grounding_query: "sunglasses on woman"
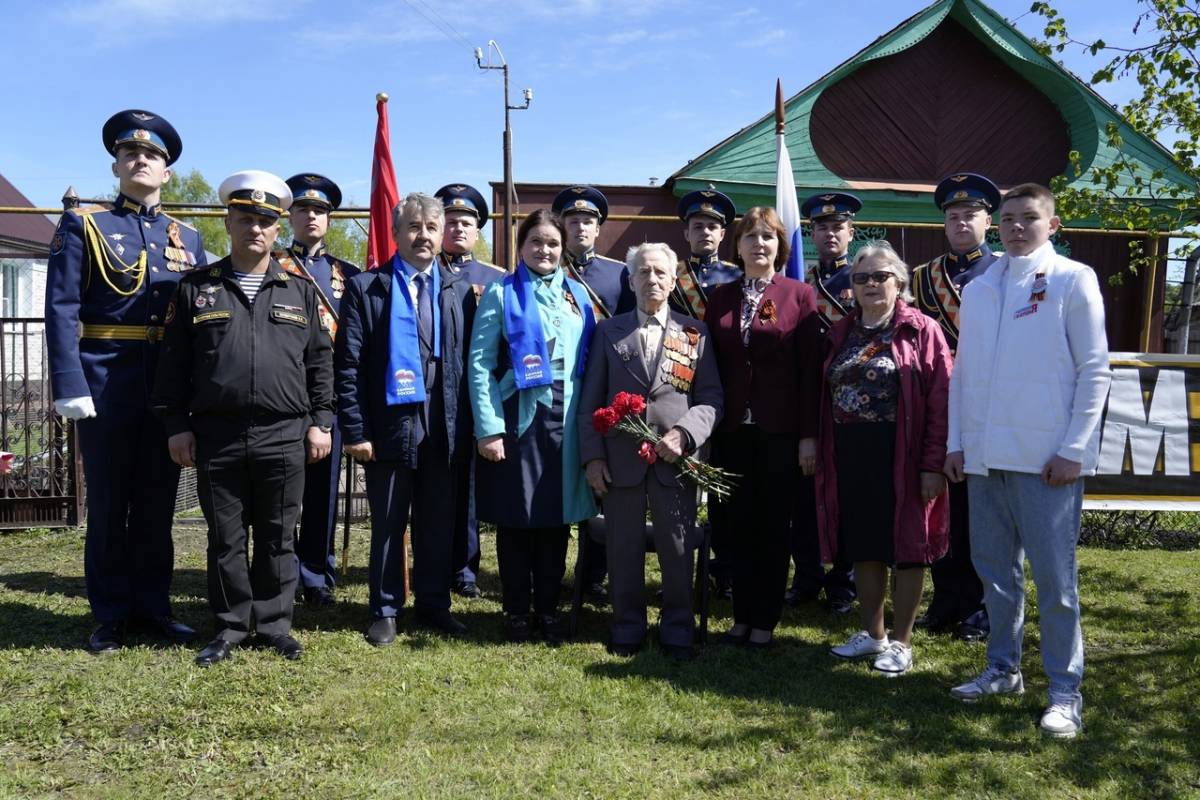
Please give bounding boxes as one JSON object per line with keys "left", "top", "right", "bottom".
{"left": 850, "top": 271, "right": 895, "bottom": 286}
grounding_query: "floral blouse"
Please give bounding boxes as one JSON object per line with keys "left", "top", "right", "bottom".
{"left": 827, "top": 320, "right": 898, "bottom": 424}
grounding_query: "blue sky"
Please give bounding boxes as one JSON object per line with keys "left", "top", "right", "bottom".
{"left": 1, "top": 0, "right": 1147, "bottom": 215}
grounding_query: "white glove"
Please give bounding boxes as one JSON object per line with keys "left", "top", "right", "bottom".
{"left": 54, "top": 396, "right": 97, "bottom": 420}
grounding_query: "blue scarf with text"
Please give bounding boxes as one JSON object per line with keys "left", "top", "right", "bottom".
{"left": 503, "top": 262, "right": 595, "bottom": 390}
{"left": 385, "top": 255, "right": 441, "bottom": 405}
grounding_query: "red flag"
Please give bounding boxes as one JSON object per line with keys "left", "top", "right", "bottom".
{"left": 366, "top": 92, "right": 399, "bottom": 270}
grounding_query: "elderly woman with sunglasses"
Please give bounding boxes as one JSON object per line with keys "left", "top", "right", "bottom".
{"left": 813, "top": 241, "right": 954, "bottom": 676}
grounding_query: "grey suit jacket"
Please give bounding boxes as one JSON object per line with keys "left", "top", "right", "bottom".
{"left": 578, "top": 309, "right": 723, "bottom": 488}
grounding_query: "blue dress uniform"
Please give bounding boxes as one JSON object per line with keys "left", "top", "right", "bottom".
{"left": 913, "top": 173, "right": 1002, "bottom": 641}
{"left": 790, "top": 192, "right": 862, "bottom": 611}
{"left": 552, "top": 186, "right": 634, "bottom": 595}
{"left": 436, "top": 183, "right": 507, "bottom": 594}
{"left": 275, "top": 173, "right": 360, "bottom": 605}
{"left": 44, "top": 109, "right": 206, "bottom": 650}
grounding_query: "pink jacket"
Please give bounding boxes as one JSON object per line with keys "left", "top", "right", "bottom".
{"left": 815, "top": 301, "right": 952, "bottom": 565}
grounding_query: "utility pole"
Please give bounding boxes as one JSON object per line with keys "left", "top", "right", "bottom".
{"left": 476, "top": 41, "right": 532, "bottom": 270}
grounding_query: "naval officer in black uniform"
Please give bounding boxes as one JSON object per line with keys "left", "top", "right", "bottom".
{"left": 551, "top": 185, "right": 634, "bottom": 601}
{"left": 912, "top": 173, "right": 1002, "bottom": 642}
{"left": 789, "top": 192, "right": 862, "bottom": 613}
{"left": 273, "top": 173, "right": 360, "bottom": 608}
{"left": 153, "top": 170, "right": 334, "bottom": 666}
{"left": 44, "top": 109, "right": 205, "bottom": 653}
{"left": 435, "top": 183, "right": 506, "bottom": 599}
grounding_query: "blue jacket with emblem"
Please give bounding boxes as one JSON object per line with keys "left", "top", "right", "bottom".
{"left": 44, "top": 196, "right": 207, "bottom": 406}
{"left": 335, "top": 261, "right": 476, "bottom": 466}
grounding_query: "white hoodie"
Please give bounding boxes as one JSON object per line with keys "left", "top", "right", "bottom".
{"left": 948, "top": 240, "right": 1111, "bottom": 476}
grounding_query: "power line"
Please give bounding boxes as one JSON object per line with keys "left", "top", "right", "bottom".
{"left": 400, "top": 0, "right": 473, "bottom": 51}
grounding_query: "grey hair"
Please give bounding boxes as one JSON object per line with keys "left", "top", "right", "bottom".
{"left": 391, "top": 192, "right": 444, "bottom": 229}
{"left": 852, "top": 240, "right": 913, "bottom": 304}
{"left": 625, "top": 242, "right": 679, "bottom": 276}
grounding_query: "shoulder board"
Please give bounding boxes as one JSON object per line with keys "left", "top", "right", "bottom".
{"left": 65, "top": 204, "right": 109, "bottom": 218}
{"left": 162, "top": 212, "right": 198, "bottom": 231}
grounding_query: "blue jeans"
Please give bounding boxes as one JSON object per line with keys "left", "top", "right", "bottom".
{"left": 967, "top": 470, "right": 1084, "bottom": 703}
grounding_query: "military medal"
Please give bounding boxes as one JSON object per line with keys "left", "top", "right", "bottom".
{"left": 1030, "top": 273, "right": 1047, "bottom": 303}
{"left": 331, "top": 262, "right": 345, "bottom": 299}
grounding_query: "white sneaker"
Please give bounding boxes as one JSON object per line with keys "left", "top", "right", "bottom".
{"left": 872, "top": 641, "right": 912, "bottom": 676}
{"left": 1040, "top": 698, "right": 1083, "bottom": 738}
{"left": 949, "top": 665, "right": 1025, "bottom": 702}
{"left": 830, "top": 630, "right": 889, "bottom": 659}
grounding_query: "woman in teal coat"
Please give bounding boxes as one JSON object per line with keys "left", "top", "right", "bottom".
{"left": 468, "top": 208, "right": 597, "bottom": 642}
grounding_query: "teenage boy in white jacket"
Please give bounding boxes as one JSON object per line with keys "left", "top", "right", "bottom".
{"left": 943, "top": 183, "right": 1110, "bottom": 739}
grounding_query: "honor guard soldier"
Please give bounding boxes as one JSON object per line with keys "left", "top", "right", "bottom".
{"left": 152, "top": 171, "right": 334, "bottom": 666}
{"left": 435, "top": 183, "right": 505, "bottom": 599}
{"left": 669, "top": 189, "right": 740, "bottom": 598}
{"left": 670, "top": 189, "right": 741, "bottom": 319}
{"left": 273, "top": 173, "right": 360, "bottom": 608}
{"left": 913, "top": 173, "right": 1001, "bottom": 642}
{"left": 789, "top": 191, "right": 862, "bottom": 613}
{"left": 45, "top": 109, "right": 205, "bottom": 654}
{"left": 552, "top": 185, "right": 634, "bottom": 601}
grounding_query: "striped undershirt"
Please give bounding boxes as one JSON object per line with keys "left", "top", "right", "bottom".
{"left": 234, "top": 271, "right": 267, "bottom": 304}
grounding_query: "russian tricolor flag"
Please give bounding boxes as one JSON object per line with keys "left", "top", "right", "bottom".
{"left": 774, "top": 79, "right": 804, "bottom": 281}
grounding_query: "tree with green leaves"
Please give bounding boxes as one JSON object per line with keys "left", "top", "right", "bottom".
{"left": 1031, "top": 1, "right": 1199, "bottom": 263}
{"left": 160, "top": 169, "right": 229, "bottom": 258}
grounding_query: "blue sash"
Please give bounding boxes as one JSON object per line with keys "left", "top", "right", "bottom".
{"left": 385, "top": 255, "right": 441, "bottom": 405}
{"left": 503, "top": 262, "right": 595, "bottom": 390}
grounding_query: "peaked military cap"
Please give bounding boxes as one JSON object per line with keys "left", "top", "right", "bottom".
{"left": 678, "top": 189, "right": 736, "bottom": 227}
{"left": 934, "top": 173, "right": 1001, "bottom": 213}
{"left": 286, "top": 173, "right": 342, "bottom": 210}
{"left": 801, "top": 192, "right": 862, "bottom": 222}
{"left": 552, "top": 185, "right": 608, "bottom": 224}
{"left": 219, "top": 170, "right": 292, "bottom": 221}
{"left": 102, "top": 109, "right": 183, "bottom": 165}
{"left": 435, "top": 183, "right": 489, "bottom": 224}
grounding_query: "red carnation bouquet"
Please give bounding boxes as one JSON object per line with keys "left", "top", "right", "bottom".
{"left": 592, "top": 391, "right": 738, "bottom": 499}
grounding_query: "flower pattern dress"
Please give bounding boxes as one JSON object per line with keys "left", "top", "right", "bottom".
{"left": 827, "top": 322, "right": 899, "bottom": 424}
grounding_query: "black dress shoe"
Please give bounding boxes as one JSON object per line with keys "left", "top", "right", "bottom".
{"left": 915, "top": 610, "right": 956, "bottom": 633}
{"left": 784, "top": 587, "right": 819, "bottom": 607}
{"left": 414, "top": 608, "right": 468, "bottom": 637}
{"left": 303, "top": 586, "right": 335, "bottom": 607}
{"left": 719, "top": 627, "right": 750, "bottom": 646}
{"left": 453, "top": 581, "right": 481, "bottom": 599}
{"left": 827, "top": 598, "right": 854, "bottom": 615}
{"left": 585, "top": 582, "right": 609, "bottom": 604}
{"left": 662, "top": 644, "right": 696, "bottom": 662}
{"left": 606, "top": 640, "right": 643, "bottom": 657}
{"left": 505, "top": 614, "right": 533, "bottom": 643}
{"left": 366, "top": 617, "right": 397, "bottom": 647}
{"left": 258, "top": 633, "right": 304, "bottom": 660}
{"left": 134, "top": 614, "right": 196, "bottom": 644}
{"left": 537, "top": 614, "right": 566, "bottom": 645}
{"left": 194, "top": 638, "right": 234, "bottom": 667}
{"left": 954, "top": 622, "right": 989, "bottom": 642}
{"left": 87, "top": 621, "right": 125, "bottom": 654}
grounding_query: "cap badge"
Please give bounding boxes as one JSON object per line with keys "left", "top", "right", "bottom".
{"left": 450, "top": 185, "right": 466, "bottom": 192}
{"left": 700, "top": 203, "right": 714, "bottom": 213}
{"left": 304, "top": 175, "right": 320, "bottom": 184}
{"left": 131, "top": 112, "right": 155, "bottom": 122}
{"left": 132, "top": 129, "right": 150, "bottom": 141}
{"left": 819, "top": 194, "right": 836, "bottom": 201}
{"left": 304, "top": 189, "right": 320, "bottom": 199}
{"left": 571, "top": 187, "right": 586, "bottom": 194}
{"left": 700, "top": 191, "right": 714, "bottom": 197}
{"left": 452, "top": 198, "right": 466, "bottom": 207}
{"left": 951, "top": 175, "right": 968, "bottom": 182}
{"left": 574, "top": 199, "right": 587, "bottom": 209}
{"left": 821, "top": 204, "right": 836, "bottom": 214}
{"left": 251, "top": 189, "right": 266, "bottom": 203}
{"left": 952, "top": 190, "right": 969, "bottom": 200}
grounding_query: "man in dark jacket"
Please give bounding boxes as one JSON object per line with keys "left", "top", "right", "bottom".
{"left": 335, "top": 193, "right": 476, "bottom": 647}
{"left": 152, "top": 170, "right": 334, "bottom": 666}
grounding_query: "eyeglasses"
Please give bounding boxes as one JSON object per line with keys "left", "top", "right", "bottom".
{"left": 850, "top": 271, "right": 896, "bottom": 286}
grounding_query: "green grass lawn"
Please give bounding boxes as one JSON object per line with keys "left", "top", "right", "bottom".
{"left": 0, "top": 524, "right": 1197, "bottom": 799}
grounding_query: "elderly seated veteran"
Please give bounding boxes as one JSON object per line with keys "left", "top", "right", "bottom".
{"left": 815, "top": 241, "right": 953, "bottom": 676}
{"left": 578, "top": 243, "right": 723, "bottom": 661}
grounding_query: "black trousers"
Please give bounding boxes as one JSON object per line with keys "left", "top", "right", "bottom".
{"left": 363, "top": 437, "right": 459, "bottom": 618}
{"left": 296, "top": 423, "right": 343, "bottom": 590}
{"left": 928, "top": 479, "right": 985, "bottom": 621}
{"left": 195, "top": 416, "right": 306, "bottom": 643}
{"left": 716, "top": 426, "right": 798, "bottom": 631}
{"left": 495, "top": 525, "right": 569, "bottom": 617}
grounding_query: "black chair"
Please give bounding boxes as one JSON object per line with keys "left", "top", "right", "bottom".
{"left": 568, "top": 515, "right": 710, "bottom": 644}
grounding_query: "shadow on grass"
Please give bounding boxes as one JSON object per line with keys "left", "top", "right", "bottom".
{"left": 578, "top": 561, "right": 1200, "bottom": 797}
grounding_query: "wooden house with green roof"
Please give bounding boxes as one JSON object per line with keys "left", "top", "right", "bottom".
{"left": 505, "top": 0, "right": 1187, "bottom": 350}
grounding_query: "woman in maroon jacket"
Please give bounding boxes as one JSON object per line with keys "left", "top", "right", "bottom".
{"left": 706, "top": 207, "right": 822, "bottom": 648}
{"left": 818, "top": 241, "right": 952, "bottom": 676}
